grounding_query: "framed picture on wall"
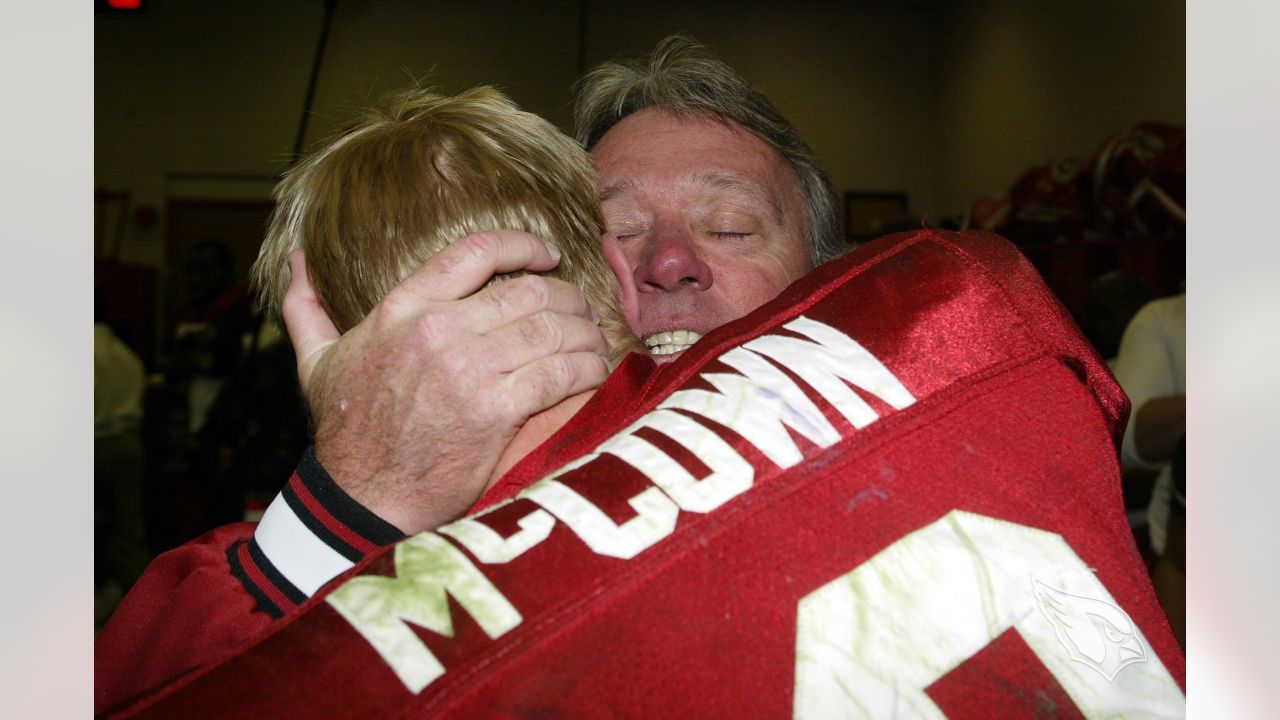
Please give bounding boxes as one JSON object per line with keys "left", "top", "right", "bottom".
{"left": 844, "top": 191, "right": 910, "bottom": 241}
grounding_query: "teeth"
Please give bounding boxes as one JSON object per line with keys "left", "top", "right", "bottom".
{"left": 644, "top": 329, "right": 703, "bottom": 356}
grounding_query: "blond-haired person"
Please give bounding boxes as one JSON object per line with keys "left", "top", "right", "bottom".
{"left": 256, "top": 85, "right": 642, "bottom": 534}
{"left": 96, "top": 85, "right": 644, "bottom": 711}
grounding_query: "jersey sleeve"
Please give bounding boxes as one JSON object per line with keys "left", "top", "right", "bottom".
{"left": 94, "top": 448, "right": 404, "bottom": 714}
{"left": 244, "top": 446, "right": 404, "bottom": 611}
{"left": 94, "top": 522, "right": 266, "bottom": 714}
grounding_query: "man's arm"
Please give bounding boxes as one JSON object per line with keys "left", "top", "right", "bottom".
{"left": 95, "top": 523, "right": 270, "bottom": 713}
{"left": 1111, "top": 300, "right": 1183, "bottom": 468}
{"left": 241, "top": 230, "right": 617, "bottom": 603}
{"left": 94, "top": 449, "right": 405, "bottom": 715}
{"left": 1133, "top": 394, "right": 1185, "bottom": 464}
{"left": 285, "top": 230, "right": 612, "bottom": 534}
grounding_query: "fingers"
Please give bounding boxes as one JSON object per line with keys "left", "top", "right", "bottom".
{"left": 502, "top": 351, "right": 612, "bottom": 419}
{"left": 478, "top": 311, "right": 609, "bottom": 373}
{"left": 281, "top": 250, "right": 341, "bottom": 387}
{"left": 465, "top": 275, "right": 597, "bottom": 334}
{"left": 392, "top": 230, "right": 562, "bottom": 303}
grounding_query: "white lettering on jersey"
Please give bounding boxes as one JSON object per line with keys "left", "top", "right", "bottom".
{"left": 438, "top": 499, "right": 556, "bottom": 564}
{"left": 520, "top": 315, "right": 911, "bottom": 550}
{"left": 793, "top": 511, "right": 1184, "bottom": 719}
{"left": 518, "top": 467, "right": 679, "bottom": 560}
{"left": 332, "top": 315, "right": 918, "bottom": 694}
{"left": 659, "top": 347, "right": 841, "bottom": 470}
{"left": 597, "top": 409, "right": 754, "bottom": 513}
{"left": 326, "top": 532, "right": 521, "bottom": 693}
{"left": 746, "top": 316, "right": 916, "bottom": 429}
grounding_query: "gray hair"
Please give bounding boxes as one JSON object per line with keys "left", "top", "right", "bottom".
{"left": 574, "top": 35, "right": 843, "bottom": 266}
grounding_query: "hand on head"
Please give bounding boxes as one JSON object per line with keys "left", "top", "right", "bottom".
{"left": 282, "top": 231, "right": 610, "bottom": 534}
{"left": 273, "top": 36, "right": 838, "bottom": 531}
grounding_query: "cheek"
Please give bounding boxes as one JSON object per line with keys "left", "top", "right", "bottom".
{"left": 721, "top": 257, "right": 803, "bottom": 313}
{"left": 754, "top": 247, "right": 808, "bottom": 293}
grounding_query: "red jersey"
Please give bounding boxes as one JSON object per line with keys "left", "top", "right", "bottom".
{"left": 102, "top": 230, "right": 1185, "bottom": 718}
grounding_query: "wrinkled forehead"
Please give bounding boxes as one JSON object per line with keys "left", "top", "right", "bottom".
{"left": 599, "top": 170, "right": 786, "bottom": 222}
{"left": 591, "top": 109, "right": 803, "bottom": 216}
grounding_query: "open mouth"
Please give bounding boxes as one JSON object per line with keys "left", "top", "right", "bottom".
{"left": 644, "top": 329, "right": 704, "bottom": 356}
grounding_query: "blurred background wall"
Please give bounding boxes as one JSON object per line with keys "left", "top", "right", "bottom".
{"left": 96, "top": 0, "right": 1184, "bottom": 299}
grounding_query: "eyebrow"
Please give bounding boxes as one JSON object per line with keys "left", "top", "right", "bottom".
{"left": 693, "top": 171, "right": 785, "bottom": 222}
{"left": 598, "top": 179, "right": 640, "bottom": 204}
{"left": 599, "top": 172, "right": 785, "bottom": 223}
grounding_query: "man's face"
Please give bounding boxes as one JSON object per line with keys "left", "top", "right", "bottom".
{"left": 593, "top": 109, "right": 812, "bottom": 363}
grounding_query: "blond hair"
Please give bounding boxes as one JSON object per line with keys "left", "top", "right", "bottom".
{"left": 253, "top": 85, "right": 637, "bottom": 359}
{"left": 575, "top": 35, "right": 842, "bottom": 265}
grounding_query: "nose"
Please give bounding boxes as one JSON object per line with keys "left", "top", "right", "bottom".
{"left": 633, "top": 227, "right": 713, "bottom": 293}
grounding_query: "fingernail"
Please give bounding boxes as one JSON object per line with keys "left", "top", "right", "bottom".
{"left": 591, "top": 306, "right": 600, "bottom": 325}
{"left": 546, "top": 242, "right": 561, "bottom": 262}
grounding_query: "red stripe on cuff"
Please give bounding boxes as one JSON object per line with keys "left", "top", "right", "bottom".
{"left": 287, "top": 473, "right": 382, "bottom": 554}
{"left": 235, "top": 541, "right": 297, "bottom": 614}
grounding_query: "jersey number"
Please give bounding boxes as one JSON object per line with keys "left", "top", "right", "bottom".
{"left": 792, "top": 511, "right": 1183, "bottom": 719}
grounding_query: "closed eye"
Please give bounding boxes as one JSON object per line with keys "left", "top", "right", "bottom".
{"left": 710, "top": 232, "right": 751, "bottom": 240}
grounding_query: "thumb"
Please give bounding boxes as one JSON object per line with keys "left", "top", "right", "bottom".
{"left": 281, "top": 249, "right": 340, "bottom": 389}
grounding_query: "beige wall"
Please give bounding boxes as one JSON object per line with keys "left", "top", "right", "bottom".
{"left": 935, "top": 0, "right": 1185, "bottom": 215}
{"left": 302, "top": 0, "right": 583, "bottom": 136}
{"left": 96, "top": 0, "right": 1184, "bottom": 274}
{"left": 584, "top": 0, "right": 940, "bottom": 227}
{"left": 95, "top": 0, "right": 583, "bottom": 274}
{"left": 97, "top": 1, "right": 323, "bottom": 269}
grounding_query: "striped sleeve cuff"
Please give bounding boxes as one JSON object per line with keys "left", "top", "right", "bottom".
{"left": 229, "top": 447, "right": 405, "bottom": 617}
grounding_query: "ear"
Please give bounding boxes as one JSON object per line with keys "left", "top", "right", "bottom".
{"left": 601, "top": 233, "right": 640, "bottom": 333}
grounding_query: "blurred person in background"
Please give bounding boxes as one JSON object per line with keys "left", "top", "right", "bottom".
{"left": 95, "top": 284, "right": 150, "bottom": 629}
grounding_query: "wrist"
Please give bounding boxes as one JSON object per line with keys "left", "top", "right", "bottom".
{"left": 312, "top": 442, "right": 461, "bottom": 535}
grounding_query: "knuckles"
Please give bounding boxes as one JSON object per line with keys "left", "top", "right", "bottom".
{"left": 408, "top": 311, "right": 457, "bottom": 355}
{"left": 526, "top": 354, "right": 579, "bottom": 408}
{"left": 367, "top": 288, "right": 418, "bottom": 328}
{"left": 493, "top": 274, "right": 553, "bottom": 316}
{"left": 457, "top": 231, "right": 505, "bottom": 267}
{"left": 515, "top": 310, "right": 563, "bottom": 351}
